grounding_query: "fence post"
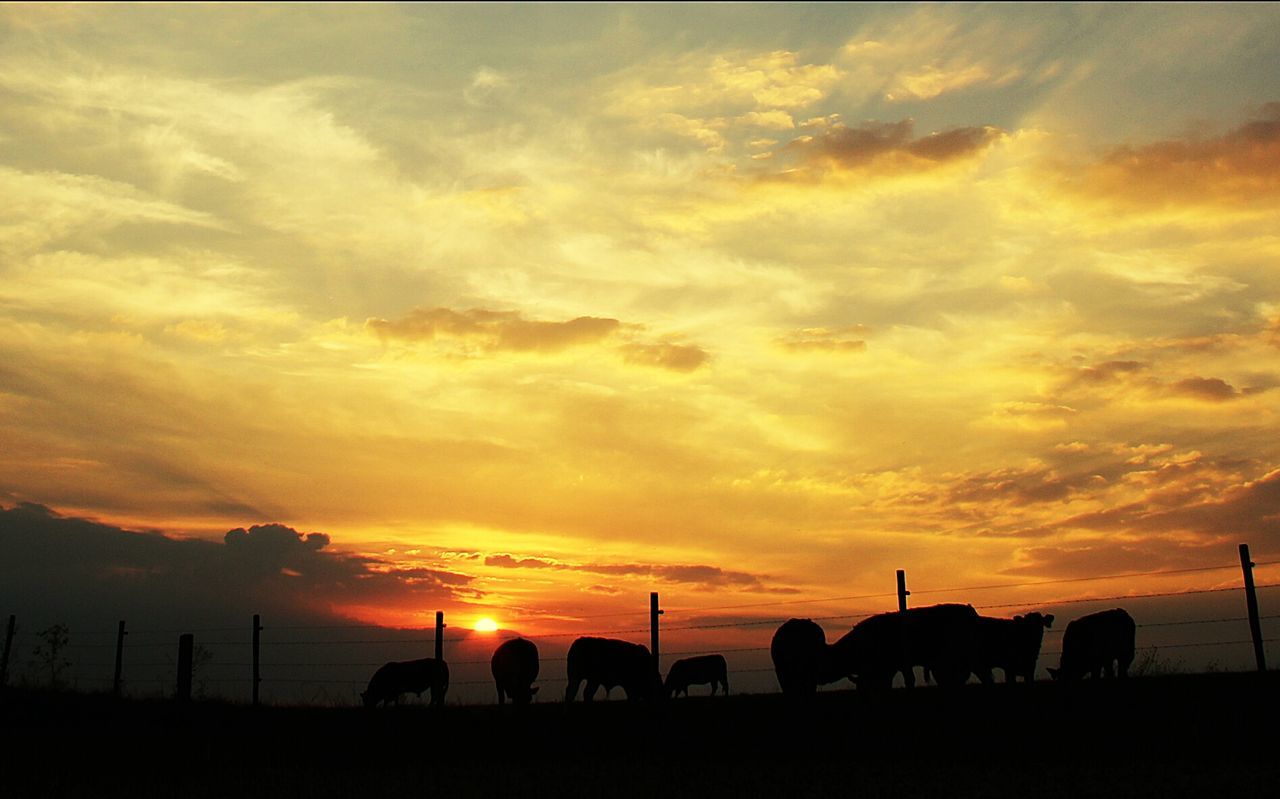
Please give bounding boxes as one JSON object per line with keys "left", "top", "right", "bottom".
{"left": 252, "top": 614, "right": 262, "bottom": 707}
{"left": 112, "top": 620, "right": 126, "bottom": 697}
{"left": 1, "top": 614, "right": 14, "bottom": 688}
{"left": 176, "top": 633, "right": 193, "bottom": 702}
{"left": 1239, "top": 544, "right": 1267, "bottom": 672}
{"left": 435, "top": 611, "right": 445, "bottom": 662}
{"left": 897, "top": 569, "right": 909, "bottom": 612}
{"left": 650, "top": 592, "right": 663, "bottom": 679}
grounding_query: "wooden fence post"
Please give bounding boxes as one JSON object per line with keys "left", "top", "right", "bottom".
{"left": 176, "top": 633, "right": 193, "bottom": 702}
{"left": 112, "top": 620, "right": 126, "bottom": 697}
{"left": 650, "top": 591, "right": 663, "bottom": 679}
{"left": 1, "top": 614, "right": 14, "bottom": 688}
{"left": 252, "top": 614, "right": 262, "bottom": 707}
{"left": 1239, "top": 544, "right": 1267, "bottom": 672}
{"left": 897, "top": 570, "right": 909, "bottom": 612}
{"left": 435, "top": 611, "right": 445, "bottom": 662}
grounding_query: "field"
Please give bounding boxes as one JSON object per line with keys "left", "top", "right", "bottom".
{"left": 3, "top": 672, "right": 1278, "bottom": 798}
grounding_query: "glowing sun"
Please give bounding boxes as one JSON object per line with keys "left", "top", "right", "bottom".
{"left": 474, "top": 617, "right": 499, "bottom": 633}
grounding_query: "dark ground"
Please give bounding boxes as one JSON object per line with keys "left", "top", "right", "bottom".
{"left": 3, "top": 672, "right": 1277, "bottom": 798}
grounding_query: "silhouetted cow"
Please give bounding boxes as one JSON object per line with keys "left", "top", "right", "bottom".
{"left": 1049, "top": 608, "right": 1136, "bottom": 681}
{"left": 770, "top": 618, "right": 843, "bottom": 697}
{"left": 491, "top": 637, "right": 540, "bottom": 705}
{"left": 361, "top": 657, "right": 449, "bottom": 707}
{"left": 664, "top": 654, "right": 729, "bottom": 698}
{"left": 975, "top": 612, "right": 1054, "bottom": 683}
{"left": 833, "top": 604, "right": 981, "bottom": 689}
{"left": 564, "top": 637, "right": 657, "bottom": 702}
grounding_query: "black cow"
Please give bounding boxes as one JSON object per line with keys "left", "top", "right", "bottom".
{"left": 1049, "top": 608, "right": 1136, "bottom": 681}
{"left": 361, "top": 658, "right": 449, "bottom": 707}
{"left": 833, "top": 603, "right": 981, "bottom": 689}
{"left": 564, "top": 637, "right": 657, "bottom": 702}
{"left": 974, "top": 612, "right": 1054, "bottom": 683}
{"left": 664, "top": 654, "right": 729, "bottom": 698}
{"left": 491, "top": 637, "right": 540, "bottom": 705}
{"left": 771, "top": 618, "right": 843, "bottom": 697}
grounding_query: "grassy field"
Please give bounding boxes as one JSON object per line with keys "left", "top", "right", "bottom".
{"left": 3, "top": 672, "right": 1277, "bottom": 798}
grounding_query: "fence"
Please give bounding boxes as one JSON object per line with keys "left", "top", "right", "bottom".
{"left": 3, "top": 544, "right": 1278, "bottom": 705}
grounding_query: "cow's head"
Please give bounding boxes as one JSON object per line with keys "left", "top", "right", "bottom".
{"left": 360, "top": 690, "right": 375, "bottom": 707}
{"left": 512, "top": 685, "right": 540, "bottom": 705}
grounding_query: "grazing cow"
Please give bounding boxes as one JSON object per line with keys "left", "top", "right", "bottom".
{"left": 771, "top": 618, "right": 843, "bottom": 697}
{"left": 491, "top": 637, "right": 540, "bottom": 705}
{"left": 833, "top": 604, "right": 981, "bottom": 690}
{"left": 564, "top": 637, "right": 657, "bottom": 702}
{"left": 974, "top": 612, "right": 1054, "bottom": 683}
{"left": 361, "top": 658, "right": 449, "bottom": 707}
{"left": 1049, "top": 608, "right": 1136, "bottom": 681}
{"left": 664, "top": 654, "right": 729, "bottom": 698}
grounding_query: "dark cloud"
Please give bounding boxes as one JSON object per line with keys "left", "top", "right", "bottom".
{"left": 366, "top": 308, "right": 621, "bottom": 353}
{"left": 0, "top": 503, "right": 475, "bottom": 630}
{"left": 1169, "top": 376, "right": 1239, "bottom": 402}
{"left": 484, "top": 552, "right": 796, "bottom": 593}
{"left": 946, "top": 466, "right": 1085, "bottom": 507}
{"left": 1004, "top": 464, "right": 1280, "bottom": 553}
{"left": 619, "top": 342, "right": 710, "bottom": 372}
{"left": 774, "top": 119, "right": 1002, "bottom": 176}
{"left": 484, "top": 554, "right": 558, "bottom": 569}
{"left": 366, "top": 307, "right": 711, "bottom": 371}
{"left": 1066, "top": 103, "right": 1280, "bottom": 206}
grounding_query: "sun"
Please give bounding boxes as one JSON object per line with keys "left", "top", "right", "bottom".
{"left": 474, "top": 617, "right": 499, "bottom": 633}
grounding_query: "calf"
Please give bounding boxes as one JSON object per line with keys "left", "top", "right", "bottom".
{"left": 664, "top": 654, "right": 729, "bottom": 698}
{"left": 1049, "top": 608, "right": 1136, "bottom": 681}
{"left": 975, "top": 612, "right": 1054, "bottom": 683}
{"left": 491, "top": 637, "right": 540, "bottom": 705}
{"left": 361, "top": 657, "right": 449, "bottom": 707}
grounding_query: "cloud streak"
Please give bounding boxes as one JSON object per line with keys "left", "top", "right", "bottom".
{"left": 484, "top": 552, "right": 797, "bottom": 594}
{"left": 366, "top": 307, "right": 709, "bottom": 372}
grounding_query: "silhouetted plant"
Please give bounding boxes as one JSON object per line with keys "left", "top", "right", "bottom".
{"left": 1129, "top": 647, "right": 1186, "bottom": 677}
{"left": 192, "top": 643, "right": 214, "bottom": 698}
{"left": 31, "top": 623, "right": 71, "bottom": 689}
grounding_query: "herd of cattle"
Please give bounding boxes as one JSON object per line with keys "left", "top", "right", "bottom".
{"left": 359, "top": 605, "right": 1138, "bottom": 707}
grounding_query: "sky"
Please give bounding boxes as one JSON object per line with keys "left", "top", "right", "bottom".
{"left": 3, "top": 3, "right": 1280, "bottom": 696}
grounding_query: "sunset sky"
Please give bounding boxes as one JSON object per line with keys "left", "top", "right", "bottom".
{"left": 4, "top": 2, "right": 1280, "bottom": 667}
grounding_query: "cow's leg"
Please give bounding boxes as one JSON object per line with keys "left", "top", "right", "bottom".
{"left": 584, "top": 680, "right": 599, "bottom": 702}
{"left": 902, "top": 666, "right": 916, "bottom": 689}
{"left": 564, "top": 678, "right": 581, "bottom": 703}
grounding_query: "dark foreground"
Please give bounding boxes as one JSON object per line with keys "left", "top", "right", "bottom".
{"left": 3, "top": 672, "right": 1277, "bottom": 798}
